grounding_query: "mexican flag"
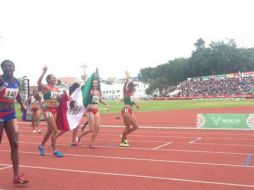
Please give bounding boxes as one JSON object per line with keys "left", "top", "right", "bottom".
{"left": 56, "top": 73, "right": 96, "bottom": 131}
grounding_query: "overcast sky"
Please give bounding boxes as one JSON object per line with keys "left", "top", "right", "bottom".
{"left": 0, "top": 0, "right": 254, "bottom": 85}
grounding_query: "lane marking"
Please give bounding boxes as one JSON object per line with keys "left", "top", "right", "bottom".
{"left": 244, "top": 154, "right": 252, "bottom": 166}
{"left": 0, "top": 163, "right": 251, "bottom": 188}
{"left": 153, "top": 142, "right": 172, "bottom": 150}
{"left": 1, "top": 140, "right": 253, "bottom": 156}
{"left": 0, "top": 149, "right": 253, "bottom": 169}
{"left": 17, "top": 123, "right": 254, "bottom": 136}
{"left": 0, "top": 164, "right": 11, "bottom": 167}
{"left": 189, "top": 137, "right": 202, "bottom": 144}
{"left": 18, "top": 128, "right": 254, "bottom": 142}
{"left": 18, "top": 134, "right": 166, "bottom": 143}
{"left": 100, "top": 125, "right": 254, "bottom": 131}
{"left": 0, "top": 166, "right": 12, "bottom": 170}
{"left": 13, "top": 128, "right": 254, "bottom": 147}
{"left": 13, "top": 136, "right": 254, "bottom": 148}
{"left": 100, "top": 133, "right": 254, "bottom": 142}
{"left": 0, "top": 164, "right": 12, "bottom": 170}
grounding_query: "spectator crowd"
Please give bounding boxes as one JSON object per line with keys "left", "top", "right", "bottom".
{"left": 163, "top": 76, "right": 254, "bottom": 97}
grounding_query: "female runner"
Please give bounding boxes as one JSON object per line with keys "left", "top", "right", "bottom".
{"left": 78, "top": 78, "right": 109, "bottom": 148}
{"left": 37, "top": 66, "right": 63, "bottom": 157}
{"left": 120, "top": 71, "right": 140, "bottom": 147}
{"left": 0, "top": 60, "right": 29, "bottom": 184}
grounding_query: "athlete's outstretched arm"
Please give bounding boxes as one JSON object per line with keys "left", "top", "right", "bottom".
{"left": 37, "top": 66, "right": 48, "bottom": 90}
{"left": 123, "top": 71, "right": 130, "bottom": 93}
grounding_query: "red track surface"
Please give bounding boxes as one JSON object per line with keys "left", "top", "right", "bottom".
{"left": 101, "top": 106, "right": 254, "bottom": 126}
{"left": 1, "top": 119, "right": 254, "bottom": 190}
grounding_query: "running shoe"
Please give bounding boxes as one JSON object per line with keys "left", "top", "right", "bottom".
{"left": 76, "top": 137, "right": 81, "bottom": 145}
{"left": 38, "top": 145, "right": 45, "bottom": 156}
{"left": 53, "top": 150, "right": 64, "bottom": 157}
{"left": 13, "top": 174, "right": 29, "bottom": 184}
{"left": 120, "top": 135, "right": 128, "bottom": 144}
{"left": 37, "top": 129, "right": 42, "bottom": 133}
{"left": 120, "top": 142, "right": 130, "bottom": 147}
{"left": 88, "top": 144, "right": 97, "bottom": 149}
{"left": 32, "top": 130, "right": 36, "bottom": 134}
{"left": 70, "top": 143, "right": 78, "bottom": 147}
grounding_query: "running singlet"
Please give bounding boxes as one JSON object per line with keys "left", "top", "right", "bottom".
{"left": 42, "top": 86, "right": 59, "bottom": 108}
{"left": 123, "top": 91, "right": 135, "bottom": 106}
{"left": 124, "top": 93, "right": 135, "bottom": 106}
{"left": 0, "top": 77, "right": 19, "bottom": 103}
{"left": 43, "top": 90, "right": 59, "bottom": 100}
{"left": 88, "top": 90, "right": 100, "bottom": 105}
{"left": 30, "top": 96, "right": 40, "bottom": 109}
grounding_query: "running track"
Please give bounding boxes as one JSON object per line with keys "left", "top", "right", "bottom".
{"left": 1, "top": 122, "right": 254, "bottom": 190}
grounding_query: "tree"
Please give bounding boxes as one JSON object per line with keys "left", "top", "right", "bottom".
{"left": 139, "top": 38, "right": 254, "bottom": 95}
{"left": 194, "top": 38, "right": 205, "bottom": 52}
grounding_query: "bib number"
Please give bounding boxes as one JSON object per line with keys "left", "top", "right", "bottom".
{"left": 4, "top": 88, "right": 18, "bottom": 100}
{"left": 51, "top": 92, "right": 59, "bottom": 99}
{"left": 92, "top": 96, "right": 99, "bottom": 103}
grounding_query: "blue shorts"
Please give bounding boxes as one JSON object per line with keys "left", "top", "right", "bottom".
{"left": 0, "top": 110, "right": 16, "bottom": 123}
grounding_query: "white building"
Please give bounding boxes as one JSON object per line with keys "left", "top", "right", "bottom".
{"left": 101, "top": 81, "right": 149, "bottom": 100}
{"left": 101, "top": 83, "right": 122, "bottom": 100}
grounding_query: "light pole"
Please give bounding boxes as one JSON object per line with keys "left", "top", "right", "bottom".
{"left": 21, "top": 76, "right": 30, "bottom": 98}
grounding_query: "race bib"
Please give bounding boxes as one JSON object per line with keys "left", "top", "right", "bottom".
{"left": 130, "top": 96, "right": 134, "bottom": 102}
{"left": 4, "top": 88, "right": 19, "bottom": 100}
{"left": 51, "top": 91, "right": 59, "bottom": 99}
{"left": 92, "top": 96, "right": 99, "bottom": 103}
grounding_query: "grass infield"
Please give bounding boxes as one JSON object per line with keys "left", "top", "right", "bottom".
{"left": 16, "top": 99, "right": 254, "bottom": 117}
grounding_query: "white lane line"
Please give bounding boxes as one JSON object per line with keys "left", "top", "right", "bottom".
{"left": 0, "top": 164, "right": 12, "bottom": 170}
{"left": 0, "top": 166, "right": 12, "bottom": 170}
{"left": 0, "top": 164, "right": 11, "bottom": 166}
{"left": 18, "top": 128, "right": 254, "bottom": 142}
{"left": 0, "top": 149, "right": 253, "bottom": 169}
{"left": 12, "top": 135, "right": 254, "bottom": 148}
{"left": 18, "top": 134, "right": 166, "bottom": 143}
{"left": 0, "top": 164, "right": 251, "bottom": 188}
{"left": 189, "top": 137, "right": 202, "bottom": 144}
{"left": 100, "top": 133, "right": 254, "bottom": 142}
{"left": 100, "top": 125, "right": 254, "bottom": 131}
{"left": 18, "top": 123, "right": 254, "bottom": 134}
{"left": 153, "top": 142, "right": 172, "bottom": 150}
{"left": 1, "top": 140, "right": 253, "bottom": 156}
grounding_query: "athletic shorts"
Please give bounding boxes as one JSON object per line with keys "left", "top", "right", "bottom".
{"left": 121, "top": 107, "right": 133, "bottom": 116}
{"left": 0, "top": 109, "right": 16, "bottom": 123}
{"left": 43, "top": 107, "right": 57, "bottom": 115}
{"left": 87, "top": 108, "right": 99, "bottom": 116}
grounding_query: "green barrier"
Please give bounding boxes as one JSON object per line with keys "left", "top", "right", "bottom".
{"left": 197, "top": 114, "right": 254, "bottom": 129}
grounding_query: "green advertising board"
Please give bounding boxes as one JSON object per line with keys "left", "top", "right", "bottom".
{"left": 197, "top": 114, "right": 254, "bottom": 129}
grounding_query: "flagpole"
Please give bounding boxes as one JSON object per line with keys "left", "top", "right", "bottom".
{"left": 81, "top": 64, "right": 88, "bottom": 83}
